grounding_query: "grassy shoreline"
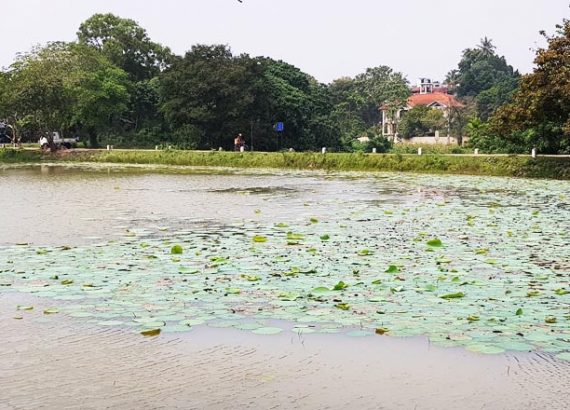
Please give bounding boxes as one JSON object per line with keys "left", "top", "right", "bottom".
{"left": 1, "top": 148, "right": 570, "bottom": 179}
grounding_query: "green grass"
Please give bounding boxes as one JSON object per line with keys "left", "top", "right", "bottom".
{"left": 0, "top": 149, "right": 43, "bottom": 163}
{"left": 389, "top": 143, "right": 471, "bottom": 155}
{"left": 1, "top": 147, "right": 570, "bottom": 179}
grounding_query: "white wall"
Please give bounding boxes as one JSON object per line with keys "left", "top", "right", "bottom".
{"left": 395, "top": 136, "right": 469, "bottom": 145}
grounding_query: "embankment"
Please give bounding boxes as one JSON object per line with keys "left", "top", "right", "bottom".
{"left": 1, "top": 148, "right": 569, "bottom": 179}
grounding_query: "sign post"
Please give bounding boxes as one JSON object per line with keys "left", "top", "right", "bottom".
{"left": 274, "top": 122, "right": 284, "bottom": 151}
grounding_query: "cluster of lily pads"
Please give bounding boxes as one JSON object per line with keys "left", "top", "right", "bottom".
{"left": 0, "top": 172, "right": 569, "bottom": 360}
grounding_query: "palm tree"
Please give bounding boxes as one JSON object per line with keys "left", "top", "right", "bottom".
{"left": 477, "top": 37, "right": 496, "bottom": 57}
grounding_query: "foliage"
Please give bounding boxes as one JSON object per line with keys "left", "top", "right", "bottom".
{"left": 389, "top": 144, "right": 470, "bottom": 155}
{"left": 490, "top": 19, "right": 570, "bottom": 154}
{"left": 5, "top": 42, "right": 130, "bottom": 146}
{"left": 398, "top": 106, "right": 445, "bottom": 138}
{"left": 447, "top": 103, "right": 474, "bottom": 145}
{"left": 159, "top": 44, "right": 252, "bottom": 149}
{"left": 78, "top": 14, "right": 173, "bottom": 141}
{"left": 1, "top": 13, "right": 568, "bottom": 154}
{"left": 451, "top": 38, "right": 519, "bottom": 98}
{"left": 0, "top": 72, "right": 8, "bottom": 118}
{"left": 329, "top": 67, "right": 409, "bottom": 148}
{"left": 160, "top": 48, "right": 340, "bottom": 151}
{"left": 7, "top": 43, "right": 75, "bottom": 134}
{"left": 350, "top": 126, "right": 392, "bottom": 153}
{"left": 448, "top": 38, "right": 519, "bottom": 121}
{"left": 77, "top": 13, "right": 172, "bottom": 81}
{"left": 466, "top": 118, "right": 525, "bottom": 153}
{"left": 475, "top": 77, "right": 519, "bottom": 121}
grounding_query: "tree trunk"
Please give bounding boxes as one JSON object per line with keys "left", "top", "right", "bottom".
{"left": 88, "top": 129, "right": 99, "bottom": 148}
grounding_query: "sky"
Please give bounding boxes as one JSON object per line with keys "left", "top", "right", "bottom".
{"left": 0, "top": 0, "right": 568, "bottom": 84}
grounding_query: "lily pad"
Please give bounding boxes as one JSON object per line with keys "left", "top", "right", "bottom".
{"left": 140, "top": 328, "right": 161, "bottom": 337}
{"left": 171, "top": 245, "right": 184, "bottom": 255}
{"left": 439, "top": 292, "right": 465, "bottom": 300}
{"left": 427, "top": 239, "right": 443, "bottom": 247}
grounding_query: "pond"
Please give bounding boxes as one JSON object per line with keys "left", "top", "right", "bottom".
{"left": 1, "top": 164, "right": 569, "bottom": 359}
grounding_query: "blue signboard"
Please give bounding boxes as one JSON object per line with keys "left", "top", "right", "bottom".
{"left": 275, "top": 122, "right": 284, "bottom": 132}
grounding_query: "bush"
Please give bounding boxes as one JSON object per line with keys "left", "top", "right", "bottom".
{"left": 349, "top": 126, "right": 392, "bottom": 153}
{"left": 389, "top": 144, "right": 470, "bottom": 155}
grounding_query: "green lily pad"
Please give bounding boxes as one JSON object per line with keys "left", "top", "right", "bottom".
{"left": 171, "top": 245, "right": 183, "bottom": 254}
{"left": 385, "top": 265, "right": 399, "bottom": 274}
{"left": 439, "top": 292, "right": 465, "bottom": 299}
{"left": 427, "top": 239, "right": 443, "bottom": 247}
{"left": 140, "top": 328, "right": 161, "bottom": 337}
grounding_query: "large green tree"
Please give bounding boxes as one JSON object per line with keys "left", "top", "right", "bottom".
{"left": 78, "top": 13, "right": 172, "bottom": 81}
{"left": 78, "top": 14, "right": 172, "bottom": 142}
{"left": 0, "top": 72, "right": 10, "bottom": 125}
{"left": 249, "top": 57, "right": 337, "bottom": 151}
{"left": 159, "top": 46, "right": 339, "bottom": 151}
{"left": 451, "top": 37, "right": 519, "bottom": 98}
{"left": 475, "top": 76, "right": 519, "bottom": 121}
{"left": 7, "top": 42, "right": 74, "bottom": 136}
{"left": 329, "top": 66, "right": 409, "bottom": 148}
{"left": 6, "top": 42, "right": 130, "bottom": 146}
{"left": 490, "top": 19, "right": 570, "bottom": 153}
{"left": 448, "top": 38, "right": 519, "bottom": 121}
{"left": 159, "top": 45, "right": 253, "bottom": 149}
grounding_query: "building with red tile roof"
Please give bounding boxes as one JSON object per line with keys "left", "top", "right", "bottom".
{"left": 407, "top": 92, "right": 463, "bottom": 109}
{"left": 380, "top": 78, "right": 464, "bottom": 143}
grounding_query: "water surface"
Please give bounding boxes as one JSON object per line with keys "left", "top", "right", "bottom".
{"left": 1, "top": 164, "right": 569, "bottom": 409}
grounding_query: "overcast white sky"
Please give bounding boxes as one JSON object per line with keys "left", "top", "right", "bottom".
{"left": 0, "top": 0, "right": 567, "bottom": 84}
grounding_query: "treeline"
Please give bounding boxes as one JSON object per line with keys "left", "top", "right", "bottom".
{"left": 0, "top": 13, "right": 569, "bottom": 153}
{"left": 0, "top": 14, "right": 408, "bottom": 152}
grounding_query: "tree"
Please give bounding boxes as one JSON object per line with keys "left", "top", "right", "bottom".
{"left": 78, "top": 13, "right": 172, "bottom": 81}
{"left": 0, "top": 72, "right": 8, "bottom": 117}
{"left": 159, "top": 45, "right": 253, "bottom": 149}
{"left": 448, "top": 102, "right": 474, "bottom": 146}
{"left": 7, "top": 43, "right": 75, "bottom": 139}
{"left": 329, "top": 77, "right": 368, "bottom": 148}
{"left": 398, "top": 106, "right": 445, "bottom": 138}
{"left": 451, "top": 38, "right": 519, "bottom": 98}
{"left": 490, "top": 19, "right": 570, "bottom": 153}
{"left": 159, "top": 47, "right": 338, "bottom": 151}
{"left": 78, "top": 14, "right": 173, "bottom": 144}
{"left": 5, "top": 42, "right": 130, "bottom": 147}
{"left": 65, "top": 45, "right": 131, "bottom": 146}
{"left": 475, "top": 77, "right": 519, "bottom": 121}
{"left": 355, "top": 66, "right": 410, "bottom": 127}
{"left": 250, "top": 58, "right": 328, "bottom": 150}
{"left": 329, "top": 66, "right": 409, "bottom": 148}
{"left": 477, "top": 36, "right": 497, "bottom": 58}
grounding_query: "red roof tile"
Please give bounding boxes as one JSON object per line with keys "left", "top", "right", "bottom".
{"left": 408, "top": 92, "right": 463, "bottom": 108}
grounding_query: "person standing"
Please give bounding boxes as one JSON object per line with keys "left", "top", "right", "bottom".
{"left": 234, "top": 133, "right": 245, "bottom": 151}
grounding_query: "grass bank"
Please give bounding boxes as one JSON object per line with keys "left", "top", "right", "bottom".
{"left": 1, "top": 148, "right": 570, "bottom": 179}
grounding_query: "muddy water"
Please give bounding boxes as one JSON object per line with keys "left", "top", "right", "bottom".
{"left": 0, "top": 165, "right": 407, "bottom": 246}
{"left": 1, "top": 164, "right": 569, "bottom": 409}
{"left": 1, "top": 293, "right": 568, "bottom": 410}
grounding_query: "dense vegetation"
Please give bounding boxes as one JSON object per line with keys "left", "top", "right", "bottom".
{"left": 1, "top": 13, "right": 570, "bottom": 154}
